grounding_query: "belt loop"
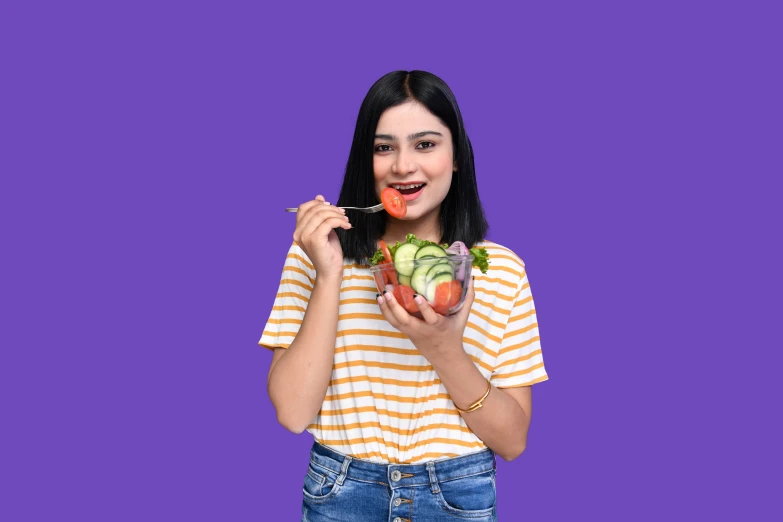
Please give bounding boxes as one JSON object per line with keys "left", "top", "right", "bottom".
{"left": 336, "top": 455, "right": 352, "bottom": 486}
{"left": 426, "top": 461, "right": 440, "bottom": 494}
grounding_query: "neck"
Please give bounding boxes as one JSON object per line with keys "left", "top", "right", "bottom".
{"left": 383, "top": 207, "right": 441, "bottom": 245}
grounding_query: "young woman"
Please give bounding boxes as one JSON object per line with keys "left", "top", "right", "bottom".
{"left": 260, "top": 70, "right": 548, "bottom": 521}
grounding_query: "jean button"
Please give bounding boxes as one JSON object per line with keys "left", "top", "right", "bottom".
{"left": 391, "top": 470, "right": 402, "bottom": 481}
{"left": 394, "top": 498, "right": 402, "bottom": 507}
{"left": 393, "top": 518, "right": 402, "bottom": 522}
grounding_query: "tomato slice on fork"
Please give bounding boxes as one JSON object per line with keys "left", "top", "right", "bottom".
{"left": 381, "top": 187, "right": 407, "bottom": 219}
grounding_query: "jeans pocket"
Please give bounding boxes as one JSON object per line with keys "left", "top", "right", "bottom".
{"left": 302, "top": 462, "right": 341, "bottom": 504}
{"left": 435, "top": 470, "right": 496, "bottom": 518}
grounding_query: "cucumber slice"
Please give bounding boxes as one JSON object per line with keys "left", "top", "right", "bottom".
{"left": 426, "top": 263, "right": 453, "bottom": 282}
{"left": 415, "top": 255, "right": 441, "bottom": 269}
{"left": 414, "top": 245, "right": 448, "bottom": 259}
{"left": 425, "top": 273, "right": 454, "bottom": 302}
{"left": 410, "top": 264, "right": 433, "bottom": 295}
{"left": 398, "top": 274, "right": 411, "bottom": 287}
{"left": 392, "top": 243, "right": 419, "bottom": 277}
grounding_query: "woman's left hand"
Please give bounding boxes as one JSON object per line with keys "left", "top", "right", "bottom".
{"left": 377, "top": 276, "right": 475, "bottom": 360}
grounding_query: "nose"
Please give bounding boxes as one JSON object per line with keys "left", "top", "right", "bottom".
{"left": 391, "top": 149, "right": 416, "bottom": 176}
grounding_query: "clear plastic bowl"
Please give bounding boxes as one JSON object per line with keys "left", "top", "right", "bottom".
{"left": 368, "top": 254, "right": 473, "bottom": 317}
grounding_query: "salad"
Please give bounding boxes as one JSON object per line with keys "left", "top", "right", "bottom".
{"left": 380, "top": 187, "right": 407, "bottom": 218}
{"left": 369, "top": 233, "right": 490, "bottom": 315}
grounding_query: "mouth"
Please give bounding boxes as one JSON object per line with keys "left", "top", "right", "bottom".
{"left": 390, "top": 182, "right": 426, "bottom": 198}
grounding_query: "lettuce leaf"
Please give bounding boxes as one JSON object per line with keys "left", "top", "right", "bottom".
{"left": 469, "top": 247, "right": 490, "bottom": 274}
{"left": 369, "top": 249, "right": 387, "bottom": 266}
{"left": 368, "top": 234, "right": 489, "bottom": 273}
{"left": 403, "top": 233, "right": 449, "bottom": 250}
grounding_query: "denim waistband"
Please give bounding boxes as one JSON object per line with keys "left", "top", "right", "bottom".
{"left": 309, "top": 442, "right": 496, "bottom": 489}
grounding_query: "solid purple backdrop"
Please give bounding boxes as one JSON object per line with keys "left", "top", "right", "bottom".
{"left": 2, "top": 1, "right": 781, "bottom": 521}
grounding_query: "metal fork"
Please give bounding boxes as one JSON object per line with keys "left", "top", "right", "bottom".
{"left": 285, "top": 203, "right": 385, "bottom": 213}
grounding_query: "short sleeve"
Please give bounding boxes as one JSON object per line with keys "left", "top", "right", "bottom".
{"left": 491, "top": 268, "right": 548, "bottom": 388}
{"left": 258, "top": 243, "right": 316, "bottom": 350}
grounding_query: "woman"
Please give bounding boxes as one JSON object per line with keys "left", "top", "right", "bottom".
{"left": 260, "top": 70, "right": 548, "bottom": 521}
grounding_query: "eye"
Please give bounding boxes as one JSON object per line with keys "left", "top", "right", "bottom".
{"left": 375, "top": 144, "right": 392, "bottom": 152}
{"left": 416, "top": 141, "right": 435, "bottom": 149}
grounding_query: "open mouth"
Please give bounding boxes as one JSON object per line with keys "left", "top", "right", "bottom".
{"left": 391, "top": 183, "right": 426, "bottom": 196}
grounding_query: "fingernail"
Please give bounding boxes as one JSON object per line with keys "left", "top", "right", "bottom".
{"left": 414, "top": 295, "right": 424, "bottom": 304}
{"left": 384, "top": 292, "right": 392, "bottom": 301}
{"left": 376, "top": 293, "right": 380, "bottom": 298}
{"left": 344, "top": 215, "right": 349, "bottom": 220}
{"left": 377, "top": 296, "right": 384, "bottom": 305}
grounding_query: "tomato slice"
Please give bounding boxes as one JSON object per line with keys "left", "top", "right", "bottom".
{"left": 379, "top": 263, "right": 398, "bottom": 286}
{"left": 447, "top": 281, "right": 462, "bottom": 308}
{"left": 378, "top": 240, "right": 398, "bottom": 286}
{"left": 393, "top": 285, "right": 419, "bottom": 314}
{"left": 434, "top": 281, "right": 463, "bottom": 312}
{"left": 381, "top": 187, "right": 407, "bottom": 219}
{"left": 373, "top": 270, "right": 386, "bottom": 291}
{"left": 380, "top": 240, "right": 393, "bottom": 264}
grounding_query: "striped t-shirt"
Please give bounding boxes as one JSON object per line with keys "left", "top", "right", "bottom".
{"left": 259, "top": 240, "right": 548, "bottom": 464}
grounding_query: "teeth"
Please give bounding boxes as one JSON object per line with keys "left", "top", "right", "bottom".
{"left": 392, "top": 183, "right": 423, "bottom": 190}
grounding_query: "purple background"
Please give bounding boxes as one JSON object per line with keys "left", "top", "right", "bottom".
{"left": 2, "top": 1, "right": 781, "bottom": 520}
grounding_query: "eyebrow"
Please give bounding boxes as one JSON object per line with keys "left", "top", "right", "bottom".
{"left": 374, "top": 131, "right": 443, "bottom": 141}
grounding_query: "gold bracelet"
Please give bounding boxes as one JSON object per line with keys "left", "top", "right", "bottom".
{"left": 454, "top": 379, "right": 492, "bottom": 413}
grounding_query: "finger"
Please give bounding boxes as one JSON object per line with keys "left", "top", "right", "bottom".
{"left": 382, "top": 290, "right": 414, "bottom": 327}
{"left": 296, "top": 196, "right": 335, "bottom": 227}
{"left": 454, "top": 276, "right": 476, "bottom": 320}
{"left": 413, "top": 294, "right": 441, "bottom": 325}
{"left": 302, "top": 207, "right": 350, "bottom": 237}
{"left": 297, "top": 199, "right": 334, "bottom": 228}
{"left": 295, "top": 208, "right": 346, "bottom": 245}
{"left": 305, "top": 215, "right": 352, "bottom": 245}
{"left": 377, "top": 293, "right": 403, "bottom": 329}
{"left": 298, "top": 206, "right": 349, "bottom": 240}
{"left": 300, "top": 204, "right": 347, "bottom": 232}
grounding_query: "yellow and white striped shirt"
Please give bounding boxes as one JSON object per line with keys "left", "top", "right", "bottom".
{"left": 259, "top": 240, "right": 548, "bottom": 464}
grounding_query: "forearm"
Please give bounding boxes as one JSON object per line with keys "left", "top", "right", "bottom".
{"left": 267, "top": 275, "right": 341, "bottom": 433}
{"left": 430, "top": 348, "right": 530, "bottom": 461}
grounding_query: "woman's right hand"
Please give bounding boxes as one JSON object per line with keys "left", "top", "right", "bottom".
{"left": 292, "top": 195, "right": 351, "bottom": 280}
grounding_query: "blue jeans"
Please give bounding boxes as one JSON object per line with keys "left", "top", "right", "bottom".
{"left": 302, "top": 442, "right": 498, "bottom": 521}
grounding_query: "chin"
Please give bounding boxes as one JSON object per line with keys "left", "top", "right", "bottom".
{"left": 398, "top": 207, "right": 426, "bottom": 221}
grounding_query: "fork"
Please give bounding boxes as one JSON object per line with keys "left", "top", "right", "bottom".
{"left": 285, "top": 203, "right": 385, "bottom": 213}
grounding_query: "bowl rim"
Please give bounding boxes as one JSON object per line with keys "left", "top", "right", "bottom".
{"left": 366, "top": 253, "right": 474, "bottom": 270}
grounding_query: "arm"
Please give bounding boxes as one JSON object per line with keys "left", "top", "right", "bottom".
{"left": 264, "top": 195, "right": 351, "bottom": 433}
{"left": 376, "top": 277, "right": 535, "bottom": 461}
{"left": 267, "top": 274, "right": 342, "bottom": 433}
{"left": 425, "top": 348, "right": 531, "bottom": 461}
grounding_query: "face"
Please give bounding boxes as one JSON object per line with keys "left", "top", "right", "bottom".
{"left": 373, "top": 101, "right": 454, "bottom": 220}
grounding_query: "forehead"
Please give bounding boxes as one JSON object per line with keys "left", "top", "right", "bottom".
{"left": 375, "top": 101, "right": 449, "bottom": 135}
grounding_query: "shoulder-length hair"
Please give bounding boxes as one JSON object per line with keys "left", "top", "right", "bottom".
{"left": 335, "top": 70, "right": 489, "bottom": 263}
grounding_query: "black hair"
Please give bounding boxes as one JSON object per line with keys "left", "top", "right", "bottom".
{"left": 335, "top": 70, "right": 489, "bottom": 263}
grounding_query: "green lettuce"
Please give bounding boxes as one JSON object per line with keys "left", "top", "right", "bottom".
{"left": 468, "top": 247, "right": 490, "bottom": 274}
{"left": 369, "top": 234, "right": 490, "bottom": 274}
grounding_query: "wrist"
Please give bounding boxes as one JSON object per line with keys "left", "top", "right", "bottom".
{"left": 454, "top": 379, "right": 492, "bottom": 413}
{"left": 423, "top": 340, "right": 468, "bottom": 366}
{"left": 314, "top": 272, "right": 343, "bottom": 288}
